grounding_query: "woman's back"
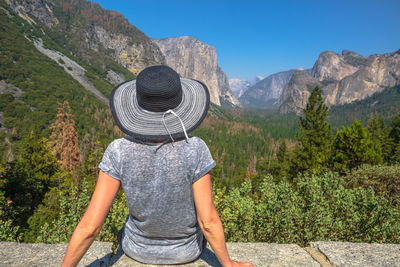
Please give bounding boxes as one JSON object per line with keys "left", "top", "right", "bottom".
{"left": 62, "top": 65, "right": 253, "bottom": 267}
{"left": 99, "top": 136, "right": 216, "bottom": 264}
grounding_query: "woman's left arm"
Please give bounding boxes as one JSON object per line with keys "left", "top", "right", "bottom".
{"left": 61, "top": 170, "right": 121, "bottom": 267}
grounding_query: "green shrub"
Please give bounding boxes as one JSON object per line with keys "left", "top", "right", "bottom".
{"left": 332, "top": 121, "right": 382, "bottom": 173}
{"left": 345, "top": 164, "right": 400, "bottom": 205}
{"left": 31, "top": 170, "right": 400, "bottom": 246}
{"left": 295, "top": 172, "right": 398, "bottom": 244}
{"left": 37, "top": 180, "right": 128, "bottom": 244}
{"left": 98, "top": 192, "right": 128, "bottom": 244}
{"left": 216, "top": 172, "right": 400, "bottom": 245}
{"left": 0, "top": 163, "right": 20, "bottom": 241}
{"left": 0, "top": 193, "right": 20, "bottom": 241}
{"left": 37, "top": 182, "right": 91, "bottom": 243}
{"left": 214, "top": 181, "right": 258, "bottom": 242}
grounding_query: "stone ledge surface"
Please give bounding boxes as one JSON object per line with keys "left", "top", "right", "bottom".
{"left": 0, "top": 241, "right": 399, "bottom": 267}
{"left": 0, "top": 242, "right": 317, "bottom": 267}
{"left": 310, "top": 242, "right": 400, "bottom": 267}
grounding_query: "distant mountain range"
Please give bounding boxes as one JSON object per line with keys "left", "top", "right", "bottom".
{"left": 280, "top": 49, "right": 400, "bottom": 114}
{"left": 229, "top": 76, "right": 263, "bottom": 98}
{"left": 2, "top": 0, "right": 399, "bottom": 118}
{"left": 239, "top": 68, "right": 309, "bottom": 109}
{"left": 236, "top": 49, "right": 400, "bottom": 115}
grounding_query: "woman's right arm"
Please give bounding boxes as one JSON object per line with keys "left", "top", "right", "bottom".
{"left": 192, "top": 173, "right": 254, "bottom": 267}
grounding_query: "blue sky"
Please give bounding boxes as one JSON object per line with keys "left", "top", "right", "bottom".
{"left": 94, "top": 0, "right": 400, "bottom": 80}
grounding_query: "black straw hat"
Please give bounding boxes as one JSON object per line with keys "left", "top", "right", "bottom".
{"left": 110, "top": 65, "right": 210, "bottom": 141}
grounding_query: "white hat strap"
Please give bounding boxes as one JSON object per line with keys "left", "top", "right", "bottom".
{"left": 162, "top": 110, "right": 190, "bottom": 143}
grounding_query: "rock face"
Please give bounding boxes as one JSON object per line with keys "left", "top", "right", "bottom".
{"left": 4, "top": 0, "right": 56, "bottom": 27}
{"left": 310, "top": 51, "right": 364, "bottom": 81}
{"left": 0, "top": 80, "right": 23, "bottom": 98}
{"left": 6, "top": 0, "right": 165, "bottom": 75}
{"left": 107, "top": 70, "right": 125, "bottom": 86}
{"left": 88, "top": 25, "right": 164, "bottom": 75}
{"left": 280, "top": 49, "right": 400, "bottom": 114}
{"left": 152, "top": 36, "right": 239, "bottom": 107}
{"left": 279, "top": 72, "right": 322, "bottom": 114}
{"left": 240, "top": 69, "right": 306, "bottom": 109}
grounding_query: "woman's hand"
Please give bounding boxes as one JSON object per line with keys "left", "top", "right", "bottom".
{"left": 229, "top": 260, "right": 255, "bottom": 267}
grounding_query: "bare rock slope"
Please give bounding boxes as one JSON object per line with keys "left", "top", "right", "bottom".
{"left": 33, "top": 38, "right": 109, "bottom": 105}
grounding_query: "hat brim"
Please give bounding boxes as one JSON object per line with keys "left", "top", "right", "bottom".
{"left": 110, "top": 78, "right": 210, "bottom": 141}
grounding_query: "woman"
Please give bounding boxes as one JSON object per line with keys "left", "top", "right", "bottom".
{"left": 62, "top": 65, "right": 254, "bottom": 267}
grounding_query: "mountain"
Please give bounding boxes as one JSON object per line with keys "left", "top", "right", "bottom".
{"left": 279, "top": 49, "right": 400, "bottom": 114}
{"left": 2, "top": 0, "right": 239, "bottom": 110}
{"left": 240, "top": 69, "right": 308, "bottom": 109}
{"left": 229, "top": 76, "right": 263, "bottom": 98}
{"left": 0, "top": 0, "right": 139, "bottom": 143}
{"left": 152, "top": 36, "right": 240, "bottom": 107}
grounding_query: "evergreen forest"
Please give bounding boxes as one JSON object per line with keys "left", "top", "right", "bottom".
{"left": 1, "top": 85, "right": 400, "bottom": 246}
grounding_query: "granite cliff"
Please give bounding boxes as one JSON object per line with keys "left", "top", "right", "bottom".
{"left": 279, "top": 49, "right": 400, "bottom": 114}
{"left": 310, "top": 50, "right": 367, "bottom": 82}
{"left": 279, "top": 72, "right": 322, "bottom": 114}
{"left": 152, "top": 36, "right": 240, "bottom": 107}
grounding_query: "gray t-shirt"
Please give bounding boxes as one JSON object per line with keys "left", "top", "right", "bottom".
{"left": 98, "top": 136, "right": 216, "bottom": 264}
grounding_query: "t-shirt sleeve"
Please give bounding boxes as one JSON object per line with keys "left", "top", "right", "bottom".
{"left": 98, "top": 140, "right": 122, "bottom": 181}
{"left": 193, "top": 139, "right": 216, "bottom": 183}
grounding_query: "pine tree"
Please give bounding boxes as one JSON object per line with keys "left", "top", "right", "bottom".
{"left": 290, "top": 86, "right": 332, "bottom": 177}
{"left": 367, "top": 114, "right": 393, "bottom": 163}
{"left": 80, "top": 135, "right": 103, "bottom": 189}
{"left": 245, "top": 155, "right": 257, "bottom": 180}
{"left": 277, "top": 140, "right": 288, "bottom": 163}
{"left": 0, "top": 162, "right": 20, "bottom": 241}
{"left": 389, "top": 114, "right": 400, "bottom": 163}
{"left": 3, "top": 131, "right": 60, "bottom": 228}
{"left": 332, "top": 120, "right": 382, "bottom": 173}
{"left": 266, "top": 140, "right": 290, "bottom": 181}
{"left": 50, "top": 101, "right": 80, "bottom": 173}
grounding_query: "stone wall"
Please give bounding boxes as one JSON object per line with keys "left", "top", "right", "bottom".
{"left": 1, "top": 242, "right": 399, "bottom": 266}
